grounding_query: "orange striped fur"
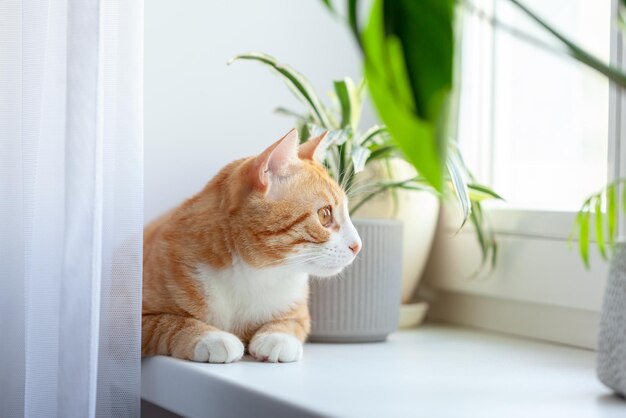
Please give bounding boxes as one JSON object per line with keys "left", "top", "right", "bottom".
{"left": 142, "top": 129, "right": 362, "bottom": 363}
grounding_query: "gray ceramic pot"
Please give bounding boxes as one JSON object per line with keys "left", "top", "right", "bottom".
{"left": 309, "top": 219, "right": 403, "bottom": 343}
{"left": 597, "top": 243, "right": 626, "bottom": 396}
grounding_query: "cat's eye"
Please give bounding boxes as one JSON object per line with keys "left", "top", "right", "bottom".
{"left": 317, "top": 206, "right": 333, "bottom": 227}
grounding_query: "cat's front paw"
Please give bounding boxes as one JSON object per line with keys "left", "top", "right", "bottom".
{"left": 249, "top": 332, "right": 303, "bottom": 363}
{"left": 192, "top": 331, "right": 244, "bottom": 363}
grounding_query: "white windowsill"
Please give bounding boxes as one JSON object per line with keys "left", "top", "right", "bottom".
{"left": 141, "top": 324, "right": 625, "bottom": 418}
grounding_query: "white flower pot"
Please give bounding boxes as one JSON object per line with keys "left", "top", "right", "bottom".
{"left": 309, "top": 219, "right": 403, "bottom": 342}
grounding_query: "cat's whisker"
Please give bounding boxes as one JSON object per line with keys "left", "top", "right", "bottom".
{"left": 347, "top": 181, "right": 380, "bottom": 196}
{"left": 344, "top": 178, "right": 372, "bottom": 197}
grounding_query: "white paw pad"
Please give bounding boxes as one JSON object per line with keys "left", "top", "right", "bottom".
{"left": 249, "top": 332, "right": 303, "bottom": 363}
{"left": 192, "top": 331, "right": 244, "bottom": 363}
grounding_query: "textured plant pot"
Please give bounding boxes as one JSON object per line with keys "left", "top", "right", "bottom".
{"left": 309, "top": 219, "right": 403, "bottom": 343}
{"left": 597, "top": 243, "right": 626, "bottom": 396}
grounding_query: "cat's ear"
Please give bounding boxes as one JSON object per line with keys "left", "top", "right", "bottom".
{"left": 251, "top": 128, "right": 300, "bottom": 191}
{"left": 298, "top": 131, "right": 328, "bottom": 161}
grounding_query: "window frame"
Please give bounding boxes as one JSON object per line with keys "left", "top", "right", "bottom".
{"left": 428, "top": 0, "right": 624, "bottom": 349}
{"left": 458, "top": 0, "right": 619, "bottom": 233}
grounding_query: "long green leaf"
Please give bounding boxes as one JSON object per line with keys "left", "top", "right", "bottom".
{"left": 468, "top": 184, "right": 504, "bottom": 201}
{"left": 298, "top": 123, "right": 312, "bottom": 144}
{"left": 351, "top": 145, "right": 371, "bottom": 174}
{"left": 320, "top": 0, "right": 334, "bottom": 14}
{"left": 397, "top": 184, "right": 435, "bottom": 192}
{"left": 471, "top": 215, "right": 487, "bottom": 268}
{"left": 490, "top": 230, "right": 498, "bottom": 270}
{"left": 473, "top": 201, "right": 498, "bottom": 272}
{"left": 324, "top": 129, "right": 350, "bottom": 146}
{"left": 229, "top": 52, "right": 334, "bottom": 128}
{"left": 358, "top": 125, "right": 387, "bottom": 146}
{"left": 334, "top": 78, "right": 361, "bottom": 131}
{"left": 366, "top": 145, "right": 395, "bottom": 163}
{"left": 577, "top": 207, "right": 591, "bottom": 269}
{"left": 607, "top": 184, "right": 617, "bottom": 248}
{"left": 447, "top": 155, "right": 471, "bottom": 228}
{"left": 361, "top": 0, "right": 452, "bottom": 191}
{"left": 594, "top": 196, "right": 607, "bottom": 260}
{"left": 469, "top": 203, "right": 488, "bottom": 271}
{"left": 383, "top": 0, "right": 455, "bottom": 121}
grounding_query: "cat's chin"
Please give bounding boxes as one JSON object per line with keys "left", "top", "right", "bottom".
{"left": 307, "top": 265, "right": 348, "bottom": 278}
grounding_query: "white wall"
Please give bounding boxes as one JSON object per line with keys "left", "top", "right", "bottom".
{"left": 145, "top": 0, "right": 372, "bottom": 222}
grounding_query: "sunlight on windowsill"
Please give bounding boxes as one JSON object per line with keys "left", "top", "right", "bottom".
{"left": 141, "top": 324, "right": 624, "bottom": 418}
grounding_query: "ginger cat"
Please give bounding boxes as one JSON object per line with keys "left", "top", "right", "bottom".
{"left": 142, "top": 129, "right": 362, "bottom": 363}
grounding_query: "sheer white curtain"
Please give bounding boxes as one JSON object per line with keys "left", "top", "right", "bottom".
{"left": 0, "top": 1, "right": 143, "bottom": 417}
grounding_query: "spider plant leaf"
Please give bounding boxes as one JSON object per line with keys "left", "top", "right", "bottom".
{"left": 357, "top": 78, "right": 367, "bottom": 98}
{"left": 469, "top": 206, "right": 488, "bottom": 270}
{"left": 326, "top": 129, "right": 349, "bottom": 146}
{"left": 447, "top": 155, "right": 471, "bottom": 229}
{"left": 594, "top": 196, "right": 607, "bottom": 260}
{"left": 229, "top": 52, "right": 333, "bottom": 128}
{"left": 358, "top": 125, "right": 387, "bottom": 146}
{"left": 397, "top": 184, "right": 435, "bottom": 193}
{"left": 577, "top": 207, "right": 591, "bottom": 269}
{"left": 298, "top": 123, "right": 312, "bottom": 143}
{"left": 320, "top": 0, "right": 334, "bottom": 14}
{"left": 334, "top": 77, "right": 361, "bottom": 131}
{"left": 473, "top": 200, "right": 497, "bottom": 272}
{"left": 366, "top": 145, "right": 395, "bottom": 163}
{"left": 351, "top": 145, "right": 372, "bottom": 174}
{"left": 447, "top": 140, "right": 478, "bottom": 182}
{"left": 490, "top": 232, "right": 498, "bottom": 270}
{"left": 468, "top": 184, "right": 504, "bottom": 201}
{"left": 607, "top": 184, "right": 617, "bottom": 248}
{"left": 447, "top": 142, "right": 497, "bottom": 270}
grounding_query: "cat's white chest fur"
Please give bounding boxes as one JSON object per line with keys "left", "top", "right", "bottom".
{"left": 193, "top": 259, "right": 308, "bottom": 333}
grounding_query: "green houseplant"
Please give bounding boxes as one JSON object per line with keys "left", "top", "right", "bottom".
{"left": 229, "top": 53, "right": 501, "bottom": 330}
{"left": 319, "top": 0, "right": 626, "bottom": 267}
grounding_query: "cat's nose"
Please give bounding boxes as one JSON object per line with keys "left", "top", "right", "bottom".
{"left": 349, "top": 242, "right": 361, "bottom": 255}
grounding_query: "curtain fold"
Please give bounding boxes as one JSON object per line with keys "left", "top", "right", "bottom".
{"left": 0, "top": 1, "right": 143, "bottom": 417}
